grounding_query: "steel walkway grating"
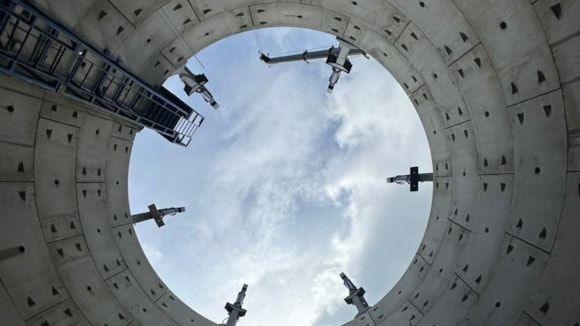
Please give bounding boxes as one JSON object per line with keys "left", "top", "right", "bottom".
{"left": 0, "top": 0, "right": 204, "bottom": 146}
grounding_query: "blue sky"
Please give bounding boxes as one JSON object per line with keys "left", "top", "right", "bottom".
{"left": 128, "top": 28, "right": 432, "bottom": 326}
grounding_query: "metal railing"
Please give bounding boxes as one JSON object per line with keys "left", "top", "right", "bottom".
{"left": 0, "top": 0, "right": 203, "bottom": 146}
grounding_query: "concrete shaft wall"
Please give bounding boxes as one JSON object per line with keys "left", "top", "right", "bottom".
{"left": 0, "top": 0, "right": 579, "bottom": 325}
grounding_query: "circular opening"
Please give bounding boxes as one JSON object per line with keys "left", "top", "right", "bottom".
{"left": 130, "top": 27, "right": 431, "bottom": 325}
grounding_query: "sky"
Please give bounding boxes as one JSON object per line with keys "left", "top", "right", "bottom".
{"left": 128, "top": 28, "right": 432, "bottom": 326}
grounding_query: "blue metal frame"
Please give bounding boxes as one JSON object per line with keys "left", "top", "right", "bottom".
{"left": 0, "top": 0, "right": 204, "bottom": 146}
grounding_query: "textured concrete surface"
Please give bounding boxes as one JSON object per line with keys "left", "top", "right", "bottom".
{"left": 1, "top": 0, "right": 579, "bottom": 325}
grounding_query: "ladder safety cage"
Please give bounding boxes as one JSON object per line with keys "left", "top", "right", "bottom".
{"left": 0, "top": 0, "right": 204, "bottom": 146}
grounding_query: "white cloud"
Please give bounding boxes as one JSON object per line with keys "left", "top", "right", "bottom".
{"left": 131, "top": 28, "right": 430, "bottom": 326}
{"left": 141, "top": 242, "right": 163, "bottom": 265}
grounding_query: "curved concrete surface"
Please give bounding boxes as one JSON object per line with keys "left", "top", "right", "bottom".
{"left": 0, "top": 0, "right": 579, "bottom": 325}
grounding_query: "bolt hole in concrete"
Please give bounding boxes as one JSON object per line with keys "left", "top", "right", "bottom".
{"left": 129, "top": 28, "right": 431, "bottom": 325}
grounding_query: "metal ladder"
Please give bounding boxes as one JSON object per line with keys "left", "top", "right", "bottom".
{"left": 0, "top": 0, "right": 204, "bottom": 146}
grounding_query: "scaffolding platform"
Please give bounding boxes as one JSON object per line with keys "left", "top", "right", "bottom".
{"left": 0, "top": 0, "right": 203, "bottom": 146}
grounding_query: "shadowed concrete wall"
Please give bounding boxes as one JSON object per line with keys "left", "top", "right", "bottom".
{"left": 0, "top": 0, "right": 579, "bottom": 325}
